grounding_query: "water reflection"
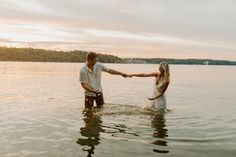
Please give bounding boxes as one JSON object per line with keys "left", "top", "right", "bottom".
{"left": 150, "top": 112, "right": 169, "bottom": 154}
{"left": 77, "top": 109, "right": 104, "bottom": 157}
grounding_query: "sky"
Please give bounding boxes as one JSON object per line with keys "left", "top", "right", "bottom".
{"left": 1, "top": 0, "right": 236, "bottom": 60}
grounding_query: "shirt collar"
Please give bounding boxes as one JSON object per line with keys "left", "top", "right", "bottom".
{"left": 85, "top": 62, "right": 97, "bottom": 72}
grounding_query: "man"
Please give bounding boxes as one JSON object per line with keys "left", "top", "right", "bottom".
{"left": 79, "top": 52, "right": 128, "bottom": 109}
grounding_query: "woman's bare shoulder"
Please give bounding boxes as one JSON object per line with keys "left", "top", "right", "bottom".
{"left": 155, "top": 72, "right": 161, "bottom": 77}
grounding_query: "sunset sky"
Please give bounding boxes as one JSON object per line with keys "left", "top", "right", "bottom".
{"left": 1, "top": 0, "right": 236, "bottom": 60}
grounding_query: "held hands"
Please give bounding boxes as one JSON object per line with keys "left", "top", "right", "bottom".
{"left": 121, "top": 73, "right": 133, "bottom": 78}
{"left": 121, "top": 73, "right": 128, "bottom": 78}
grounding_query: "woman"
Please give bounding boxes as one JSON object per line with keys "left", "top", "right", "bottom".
{"left": 129, "top": 62, "right": 170, "bottom": 111}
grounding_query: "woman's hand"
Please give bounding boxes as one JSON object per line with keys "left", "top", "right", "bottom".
{"left": 147, "top": 94, "right": 161, "bottom": 100}
{"left": 147, "top": 97, "right": 155, "bottom": 100}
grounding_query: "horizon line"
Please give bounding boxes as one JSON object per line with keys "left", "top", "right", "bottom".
{"left": 1, "top": 45, "right": 235, "bottom": 62}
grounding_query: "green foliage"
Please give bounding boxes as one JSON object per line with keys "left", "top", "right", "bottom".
{"left": 0, "top": 47, "right": 123, "bottom": 63}
{"left": 124, "top": 58, "right": 236, "bottom": 65}
{"left": 0, "top": 46, "right": 235, "bottom": 65}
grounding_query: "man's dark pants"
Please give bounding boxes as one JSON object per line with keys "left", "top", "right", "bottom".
{"left": 85, "top": 93, "right": 104, "bottom": 109}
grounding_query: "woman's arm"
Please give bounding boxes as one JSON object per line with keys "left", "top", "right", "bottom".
{"left": 148, "top": 81, "right": 170, "bottom": 100}
{"left": 130, "top": 72, "right": 158, "bottom": 77}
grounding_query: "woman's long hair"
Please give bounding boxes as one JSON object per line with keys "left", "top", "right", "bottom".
{"left": 159, "top": 62, "right": 170, "bottom": 82}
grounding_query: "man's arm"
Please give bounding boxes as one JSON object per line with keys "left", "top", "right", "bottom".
{"left": 107, "top": 69, "right": 128, "bottom": 78}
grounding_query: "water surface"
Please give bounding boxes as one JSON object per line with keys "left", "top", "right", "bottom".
{"left": 0, "top": 62, "right": 236, "bottom": 157}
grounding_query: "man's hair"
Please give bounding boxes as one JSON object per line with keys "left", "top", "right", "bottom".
{"left": 86, "top": 52, "right": 98, "bottom": 61}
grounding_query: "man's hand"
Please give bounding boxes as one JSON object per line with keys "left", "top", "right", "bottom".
{"left": 121, "top": 73, "right": 128, "bottom": 78}
{"left": 95, "top": 91, "right": 102, "bottom": 97}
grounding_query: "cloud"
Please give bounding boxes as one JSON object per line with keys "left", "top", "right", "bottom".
{"left": 0, "top": 38, "right": 12, "bottom": 42}
{"left": 1, "top": 0, "right": 236, "bottom": 60}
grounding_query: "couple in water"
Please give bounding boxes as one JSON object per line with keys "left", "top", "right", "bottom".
{"left": 79, "top": 52, "right": 170, "bottom": 112}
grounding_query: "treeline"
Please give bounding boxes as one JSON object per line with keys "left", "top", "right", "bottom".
{"left": 0, "top": 46, "right": 236, "bottom": 65}
{"left": 124, "top": 58, "right": 236, "bottom": 65}
{"left": 0, "top": 47, "right": 124, "bottom": 63}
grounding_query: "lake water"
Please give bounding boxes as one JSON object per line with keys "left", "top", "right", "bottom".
{"left": 0, "top": 62, "right": 236, "bottom": 157}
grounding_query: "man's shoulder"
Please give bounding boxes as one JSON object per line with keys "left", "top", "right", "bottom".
{"left": 96, "top": 62, "right": 103, "bottom": 66}
{"left": 80, "top": 64, "right": 87, "bottom": 72}
{"left": 95, "top": 62, "right": 109, "bottom": 71}
{"left": 95, "top": 62, "right": 104, "bottom": 68}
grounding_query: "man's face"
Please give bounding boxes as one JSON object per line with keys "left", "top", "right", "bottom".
{"left": 88, "top": 57, "right": 98, "bottom": 66}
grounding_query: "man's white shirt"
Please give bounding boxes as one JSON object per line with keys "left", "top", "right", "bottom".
{"left": 79, "top": 62, "right": 109, "bottom": 97}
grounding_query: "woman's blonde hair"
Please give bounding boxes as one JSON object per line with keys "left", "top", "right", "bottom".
{"left": 159, "top": 62, "right": 170, "bottom": 82}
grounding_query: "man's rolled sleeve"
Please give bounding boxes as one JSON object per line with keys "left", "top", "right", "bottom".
{"left": 100, "top": 63, "right": 109, "bottom": 72}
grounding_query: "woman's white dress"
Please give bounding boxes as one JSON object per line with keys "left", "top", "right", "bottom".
{"left": 151, "top": 77, "right": 167, "bottom": 110}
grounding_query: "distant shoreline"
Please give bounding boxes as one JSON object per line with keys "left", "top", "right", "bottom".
{"left": 1, "top": 46, "right": 236, "bottom": 65}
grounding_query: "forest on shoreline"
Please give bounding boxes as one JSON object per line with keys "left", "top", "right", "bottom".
{"left": 1, "top": 47, "right": 236, "bottom": 65}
